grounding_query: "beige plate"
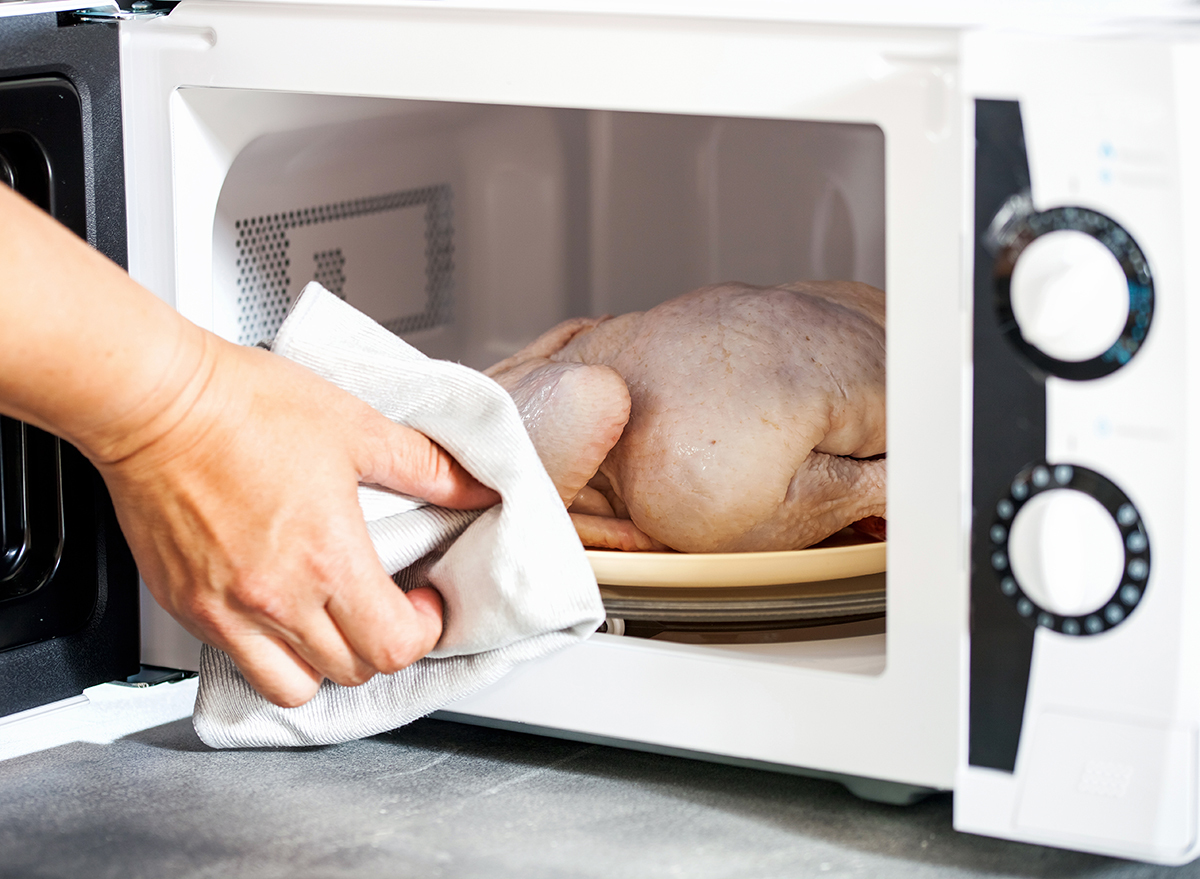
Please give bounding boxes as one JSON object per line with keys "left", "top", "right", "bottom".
{"left": 585, "top": 531, "right": 886, "bottom": 589}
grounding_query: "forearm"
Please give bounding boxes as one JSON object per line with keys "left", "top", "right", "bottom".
{"left": 0, "top": 183, "right": 211, "bottom": 463}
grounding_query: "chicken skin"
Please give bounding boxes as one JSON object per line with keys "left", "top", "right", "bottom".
{"left": 484, "top": 281, "right": 887, "bottom": 552}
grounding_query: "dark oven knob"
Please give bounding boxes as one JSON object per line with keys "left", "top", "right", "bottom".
{"left": 993, "top": 206, "right": 1153, "bottom": 380}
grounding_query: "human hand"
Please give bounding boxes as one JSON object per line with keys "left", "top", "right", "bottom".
{"left": 90, "top": 330, "right": 498, "bottom": 708}
{"left": 0, "top": 185, "right": 486, "bottom": 707}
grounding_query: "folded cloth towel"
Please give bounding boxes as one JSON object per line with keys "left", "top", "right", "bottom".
{"left": 192, "top": 283, "right": 605, "bottom": 749}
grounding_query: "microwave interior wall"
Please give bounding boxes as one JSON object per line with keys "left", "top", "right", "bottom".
{"left": 209, "top": 93, "right": 886, "bottom": 366}
{"left": 203, "top": 91, "right": 890, "bottom": 663}
{"left": 199, "top": 89, "right": 889, "bottom": 671}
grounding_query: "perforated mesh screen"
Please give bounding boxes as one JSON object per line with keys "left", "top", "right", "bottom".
{"left": 234, "top": 184, "right": 454, "bottom": 345}
{"left": 313, "top": 248, "right": 347, "bottom": 299}
{"left": 235, "top": 224, "right": 291, "bottom": 345}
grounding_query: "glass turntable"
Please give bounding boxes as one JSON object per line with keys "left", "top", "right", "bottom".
{"left": 587, "top": 529, "right": 886, "bottom": 640}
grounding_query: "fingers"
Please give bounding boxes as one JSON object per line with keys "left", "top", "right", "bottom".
{"left": 233, "top": 515, "right": 443, "bottom": 694}
{"left": 272, "top": 609, "right": 378, "bottom": 690}
{"left": 221, "top": 632, "right": 323, "bottom": 709}
{"left": 356, "top": 413, "right": 499, "bottom": 510}
{"left": 325, "top": 569, "right": 444, "bottom": 676}
{"left": 246, "top": 517, "right": 443, "bottom": 693}
{"left": 404, "top": 586, "right": 445, "bottom": 630}
{"left": 195, "top": 565, "right": 441, "bottom": 707}
{"left": 215, "top": 560, "right": 441, "bottom": 703}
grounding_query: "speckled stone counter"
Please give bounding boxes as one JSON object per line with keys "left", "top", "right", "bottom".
{"left": 0, "top": 681, "right": 1195, "bottom": 879}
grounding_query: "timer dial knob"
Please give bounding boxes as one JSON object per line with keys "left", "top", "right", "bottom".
{"left": 1007, "top": 488, "right": 1124, "bottom": 617}
{"left": 1010, "top": 230, "right": 1130, "bottom": 364}
{"left": 991, "top": 204, "right": 1153, "bottom": 380}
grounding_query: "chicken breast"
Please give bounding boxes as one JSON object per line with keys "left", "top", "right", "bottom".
{"left": 485, "top": 281, "right": 886, "bottom": 552}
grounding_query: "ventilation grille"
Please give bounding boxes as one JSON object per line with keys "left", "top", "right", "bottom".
{"left": 235, "top": 220, "right": 291, "bottom": 345}
{"left": 313, "top": 248, "right": 347, "bottom": 299}
{"left": 234, "top": 184, "right": 455, "bottom": 346}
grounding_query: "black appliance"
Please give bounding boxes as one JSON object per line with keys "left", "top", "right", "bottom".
{"left": 0, "top": 6, "right": 139, "bottom": 717}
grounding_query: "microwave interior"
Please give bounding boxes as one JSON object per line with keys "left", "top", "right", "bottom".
{"left": 201, "top": 89, "right": 888, "bottom": 676}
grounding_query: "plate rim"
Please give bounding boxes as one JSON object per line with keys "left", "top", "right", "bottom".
{"left": 584, "top": 540, "right": 886, "bottom": 588}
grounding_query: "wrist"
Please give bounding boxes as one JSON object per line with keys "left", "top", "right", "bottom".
{"left": 0, "top": 184, "right": 223, "bottom": 466}
{"left": 75, "top": 320, "right": 220, "bottom": 467}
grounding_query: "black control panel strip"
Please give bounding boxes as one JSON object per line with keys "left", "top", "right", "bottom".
{"left": 969, "top": 100, "right": 1044, "bottom": 772}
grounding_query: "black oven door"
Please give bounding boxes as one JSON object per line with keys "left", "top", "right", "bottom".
{"left": 0, "top": 10, "right": 139, "bottom": 717}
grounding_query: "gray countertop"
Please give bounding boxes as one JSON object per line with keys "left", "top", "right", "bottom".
{"left": 0, "top": 681, "right": 1196, "bottom": 879}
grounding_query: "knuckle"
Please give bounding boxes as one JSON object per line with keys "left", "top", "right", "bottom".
{"left": 430, "top": 445, "right": 460, "bottom": 486}
{"left": 306, "top": 552, "right": 347, "bottom": 597}
{"left": 399, "top": 435, "right": 451, "bottom": 489}
{"left": 317, "top": 652, "right": 373, "bottom": 687}
{"left": 176, "top": 594, "right": 229, "bottom": 639}
{"left": 371, "top": 639, "right": 423, "bottom": 675}
{"left": 232, "top": 576, "right": 290, "bottom": 622}
{"left": 332, "top": 667, "right": 374, "bottom": 688}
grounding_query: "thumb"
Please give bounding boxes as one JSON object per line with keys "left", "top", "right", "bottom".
{"left": 355, "top": 410, "right": 498, "bottom": 510}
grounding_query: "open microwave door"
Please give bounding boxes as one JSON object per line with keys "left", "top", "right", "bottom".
{"left": 0, "top": 3, "right": 140, "bottom": 719}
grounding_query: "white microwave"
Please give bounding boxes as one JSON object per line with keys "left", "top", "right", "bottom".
{"left": 6, "top": 0, "right": 1200, "bottom": 865}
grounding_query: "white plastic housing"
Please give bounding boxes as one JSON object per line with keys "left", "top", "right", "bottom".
{"left": 121, "top": 1, "right": 965, "bottom": 796}
{"left": 956, "top": 29, "right": 1200, "bottom": 865}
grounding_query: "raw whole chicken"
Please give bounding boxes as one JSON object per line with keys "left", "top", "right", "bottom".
{"left": 484, "top": 281, "right": 887, "bottom": 553}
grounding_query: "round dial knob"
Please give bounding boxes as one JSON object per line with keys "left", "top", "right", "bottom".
{"left": 987, "top": 463, "right": 1151, "bottom": 635}
{"left": 1007, "top": 487, "right": 1124, "bottom": 616}
{"left": 1010, "top": 230, "right": 1130, "bottom": 363}
{"left": 991, "top": 205, "right": 1153, "bottom": 381}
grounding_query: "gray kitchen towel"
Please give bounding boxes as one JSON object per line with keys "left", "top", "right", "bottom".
{"left": 191, "top": 282, "right": 605, "bottom": 749}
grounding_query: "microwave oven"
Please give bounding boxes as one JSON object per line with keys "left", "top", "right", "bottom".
{"left": 2, "top": 0, "right": 1199, "bottom": 864}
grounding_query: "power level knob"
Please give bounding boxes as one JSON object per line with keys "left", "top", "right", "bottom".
{"left": 988, "top": 463, "right": 1151, "bottom": 635}
{"left": 1007, "top": 488, "right": 1123, "bottom": 616}
{"left": 1010, "top": 230, "right": 1129, "bottom": 363}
